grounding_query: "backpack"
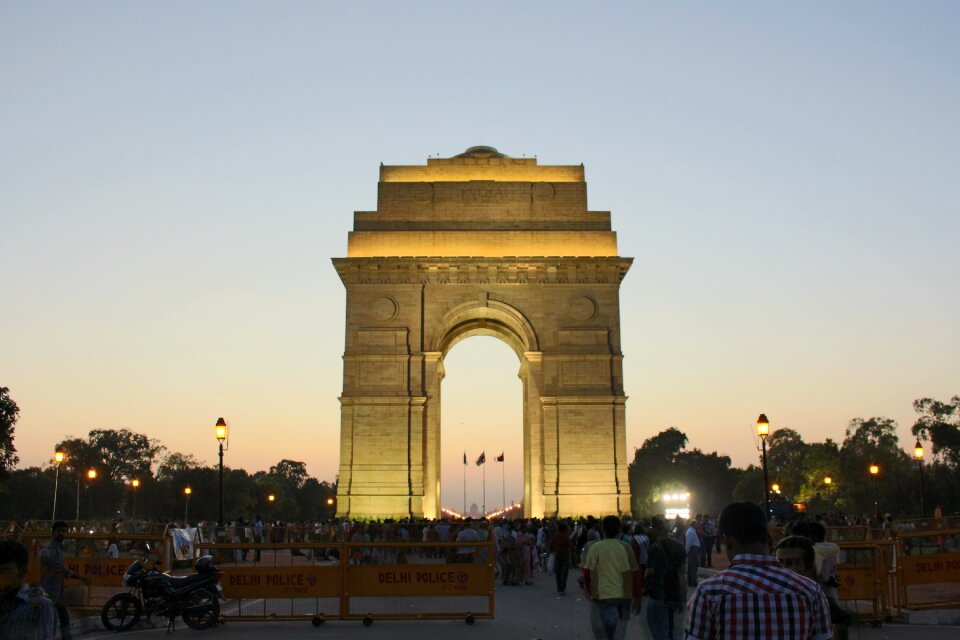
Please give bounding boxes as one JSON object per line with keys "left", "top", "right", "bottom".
{"left": 661, "top": 538, "right": 687, "bottom": 602}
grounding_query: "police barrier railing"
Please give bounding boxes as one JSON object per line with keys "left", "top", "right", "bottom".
{"left": 0, "top": 521, "right": 21, "bottom": 539}
{"left": 21, "top": 521, "right": 171, "bottom": 611}
{"left": 836, "top": 542, "right": 890, "bottom": 624}
{"left": 193, "top": 539, "right": 495, "bottom": 625}
{"left": 829, "top": 526, "right": 872, "bottom": 543}
{"left": 341, "top": 540, "right": 494, "bottom": 624}
{"left": 893, "top": 526, "right": 960, "bottom": 610}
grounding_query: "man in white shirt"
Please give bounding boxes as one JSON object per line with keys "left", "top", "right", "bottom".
{"left": 684, "top": 520, "right": 701, "bottom": 587}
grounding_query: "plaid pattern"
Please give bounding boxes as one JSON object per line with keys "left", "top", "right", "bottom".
{"left": 0, "top": 584, "right": 57, "bottom": 640}
{"left": 685, "top": 554, "right": 832, "bottom": 640}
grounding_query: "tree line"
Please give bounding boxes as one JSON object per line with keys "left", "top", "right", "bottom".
{"left": 628, "top": 395, "right": 960, "bottom": 519}
{"left": 0, "top": 388, "right": 335, "bottom": 523}
{"left": 2, "top": 387, "right": 958, "bottom": 521}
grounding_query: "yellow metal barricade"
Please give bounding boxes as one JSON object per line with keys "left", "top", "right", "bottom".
{"left": 894, "top": 527, "right": 960, "bottom": 610}
{"left": 829, "top": 526, "right": 871, "bottom": 543}
{"left": 342, "top": 540, "right": 494, "bottom": 624}
{"left": 195, "top": 538, "right": 495, "bottom": 625}
{"left": 836, "top": 542, "right": 887, "bottom": 624}
{"left": 197, "top": 540, "right": 343, "bottom": 622}
{"left": 0, "top": 521, "right": 21, "bottom": 539}
{"left": 21, "top": 520, "right": 171, "bottom": 611}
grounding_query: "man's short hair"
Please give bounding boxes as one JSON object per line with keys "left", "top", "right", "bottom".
{"left": 0, "top": 539, "right": 29, "bottom": 571}
{"left": 808, "top": 521, "right": 826, "bottom": 543}
{"left": 776, "top": 535, "right": 815, "bottom": 571}
{"left": 602, "top": 515, "right": 621, "bottom": 539}
{"left": 51, "top": 520, "right": 68, "bottom": 533}
{"left": 718, "top": 502, "right": 768, "bottom": 545}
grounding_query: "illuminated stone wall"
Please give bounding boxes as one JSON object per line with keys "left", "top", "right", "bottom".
{"left": 333, "top": 146, "right": 632, "bottom": 519}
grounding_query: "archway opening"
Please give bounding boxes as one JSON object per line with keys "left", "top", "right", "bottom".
{"left": 440, "top": 335, "right": 523, "bottom": 517}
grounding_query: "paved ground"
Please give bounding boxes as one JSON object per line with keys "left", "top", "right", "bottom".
{"left": 78, "top": 566, "right": 960, "bottom": 639}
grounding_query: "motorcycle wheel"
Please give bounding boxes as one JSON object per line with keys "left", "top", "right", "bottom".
{"left": 101, "top": 593, "right": 142, "bottom": 631}
{"left": 181, "top": 588, "right": 220, "bottom": 630}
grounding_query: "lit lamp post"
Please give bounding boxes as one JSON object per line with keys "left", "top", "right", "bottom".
{"left": 131, "top": 479, "right": 140, "bottom": 520}
{"left": 824, "top": 476, "right": 833, "bottom": 515}
{"left": 184, "top": 486, "right": 192, "bottom": 524}
{"left": 914, "top": 440, "right": 926, "bottom": 518}
{"left": 85, "top": 468, "right": 97, "bottom": 520}
{"left": 869, "top": 464, "right": 880, "bottom": 518}
{"left": 757, "top": 414, "right": 771, "bottom": 518}
{"left": 215, "top": 418, "right": 228, "bottom": 528}
{"left": 52, "top": 450, "right": 65, "bottom": 521}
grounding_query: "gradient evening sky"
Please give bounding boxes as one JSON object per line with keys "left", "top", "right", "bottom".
{"left": 2, "top": 3, "right": 958, "bottom": 511}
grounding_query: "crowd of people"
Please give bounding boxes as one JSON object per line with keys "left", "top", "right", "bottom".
{"left": 4, "top": 504, "right": 958, "bottom": 640}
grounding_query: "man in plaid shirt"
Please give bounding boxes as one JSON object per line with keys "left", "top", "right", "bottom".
{"left": 685, "top": 502, "right": 832, "bottom": 640}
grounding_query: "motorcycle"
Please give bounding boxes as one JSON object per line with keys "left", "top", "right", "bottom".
{"left": 100, "top": 548, "right": 223, "bottom": 632}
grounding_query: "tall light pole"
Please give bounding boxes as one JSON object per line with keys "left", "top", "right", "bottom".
{"left": 84, "top": 468, "right": 97, "bottom": 520}
{"left": 52, "top": 450, "right": 65, "bottom": 521}
{"left": 215, "top": 418, "right": 228, "bottom": 528}
{"left": 914, "top": 440, "right": 926, "bottom": 518}
{"left": 823, "top": 476, "right": 832, "bottom": 515}
{"left": 131, "top": 479, "right": 140, "bottom": 520}
{"left": 757, "top": 414, "right": 771, "bottom": 519}
{"left": 184, "top": 486, "right": 192, "bottom": 524}
{"left": 869, "top": 464, "right": 880, "bottom": 518}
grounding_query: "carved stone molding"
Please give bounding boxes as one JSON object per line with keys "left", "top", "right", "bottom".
{"left": 333, "top": 257, "right": 632, "bottom": 285}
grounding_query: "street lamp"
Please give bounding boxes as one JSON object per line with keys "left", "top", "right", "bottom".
{"left": 215, "top": 418, "right": 228, "bottom": 528}
{"left": 869, "top": 464, "right": 880, "bottom": 518}
{"left": 131, "top": 479, "right": 140, "bottom": 520}
{"left": 184, "top": 486, "right": 192, "bottom": 524}
{"left": 823, "top": 476, "right": 833, "bottom": 515}
{"left": 914, "top": 440, "right": 926, "bottom": 518}
{"left": 772, "top": 483, "right": 781, "bottom": 494}
{"left": 83, "top": 468, "right": 97, "bottom": 520}
{"left": 757, "top": 414, "right": 771, "bottom": 519}
{"left": 52, "top": 450, "right": 65, "bottom": 521}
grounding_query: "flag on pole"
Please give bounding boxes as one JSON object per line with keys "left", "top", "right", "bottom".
{"left": 476, "top": 452, "right": 486, "bottom": 466}
{"left": 495, "top": 452, "right": 504, "bottom": 462}
{"left": 463, "top": 451, "right": 467, "bottom": 465}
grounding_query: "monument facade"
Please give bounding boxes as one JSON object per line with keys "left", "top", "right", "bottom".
{"left": 333, "top": 146, "right": 632, "bottom": 519}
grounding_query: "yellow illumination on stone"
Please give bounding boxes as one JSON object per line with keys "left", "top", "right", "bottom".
{"left": 346, "top": 230, "right": 619, "bottom": 258}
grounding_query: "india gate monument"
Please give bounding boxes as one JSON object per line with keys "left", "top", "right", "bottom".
{"left": 332, "top": 146, "right": 632, "bottom": 520}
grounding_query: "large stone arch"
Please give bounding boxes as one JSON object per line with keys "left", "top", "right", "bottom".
{"left": 333, "top": 147, "right": 632, "bottom": 519}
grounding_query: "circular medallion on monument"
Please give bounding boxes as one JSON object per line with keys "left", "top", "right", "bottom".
{"left": 371, "top": 296, "right": 399, "bottom": 322}
{"left": 568, "top": 295, "right": 599, "bottom": 322}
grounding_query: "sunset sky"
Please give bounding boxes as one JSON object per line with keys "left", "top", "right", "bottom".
{"left": 2, "top": 3, "right": 957, "bottom": 511}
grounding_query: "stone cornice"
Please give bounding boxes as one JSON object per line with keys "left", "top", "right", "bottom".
{"left": 332, "top": 257, "right": 633, "bottom": 285}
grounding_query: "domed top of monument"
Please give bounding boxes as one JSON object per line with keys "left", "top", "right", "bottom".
{"left": 454, "top": 145, "right": 509, "bottom": 159}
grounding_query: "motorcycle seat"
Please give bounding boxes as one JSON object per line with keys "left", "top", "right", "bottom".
{"left": 160, "top": 573, "right": 210, "bottom": 590}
